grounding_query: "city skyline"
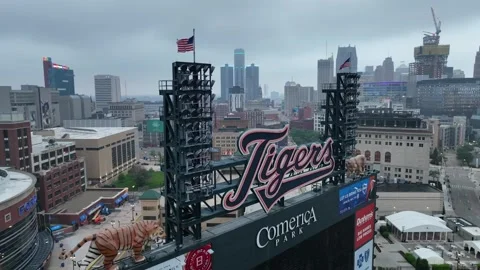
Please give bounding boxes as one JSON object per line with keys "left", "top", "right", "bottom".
{"left": 1, "top": 1, "right": 479, "bottom": 96}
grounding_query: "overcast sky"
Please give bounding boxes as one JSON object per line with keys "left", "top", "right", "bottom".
{"left": 1, "top": 1, "right": 479, "bottom": 97}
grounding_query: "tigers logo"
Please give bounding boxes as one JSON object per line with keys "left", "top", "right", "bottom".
{"left": 184, "top": 244, "right": 213, "bottom": 270}
{"left": 222, "top": 125, "right": 335, "bottom": 213}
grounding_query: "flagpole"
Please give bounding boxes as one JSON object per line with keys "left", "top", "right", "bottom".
{"left": 193, "top": 28, "right": 196, "bottom": 63}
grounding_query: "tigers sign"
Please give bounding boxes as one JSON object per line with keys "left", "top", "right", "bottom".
{"left": 222, "top": 125, "right": 335, "bottom": 213}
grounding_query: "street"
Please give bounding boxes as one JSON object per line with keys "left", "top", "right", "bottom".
{"left": 445, "top": 167, "right": 480, "bottom": 226}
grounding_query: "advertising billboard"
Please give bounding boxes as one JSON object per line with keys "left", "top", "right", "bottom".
{"left": 146, "top": 244, "right": 212, "bottom": 270}
{"left": 147, "top": 119, "right": 164, "bottom": 133}
{"left": 354, "top": 240, "right": 373, "bottom": 270}
{"left": 354, "top": 203, "right": 375, "bottom": 249}
{"left": 339, "top": 176, "right": 375, "bottom": 215}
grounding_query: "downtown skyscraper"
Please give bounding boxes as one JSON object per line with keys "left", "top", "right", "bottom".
{"left": 94, "top": 75, "right": 121, "bottom": 111}
{"left": 43, "top": 57, "right": 75, "bottom": 96}
{"left": 382, "top": 57, "right": 394, "bottom": 81}
{"left": 317, "top": 56, "right": 334, "bottom": 104}
{"left": 234, "top": 49, "right": 245, "bottom": 88}
{"left": 246, "top": 64, "right": 261, "bottom": 101}
{"left": 220, "top": 64, "right": 234, "bottom": 100}
{"left": 336, "top": 46, "right": 358, "bottom": 74}
{"left": 474, "top": 46, "right": 480, "bottom": 78}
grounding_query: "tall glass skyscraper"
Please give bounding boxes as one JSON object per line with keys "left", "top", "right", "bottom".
{"left": 43, "top": 57, "right": 75, "bottom": 96}
{"left": 246, "top": 64, "right": 261, "bottom": 101}
{"left": 220, "top": 64, "right": 234, "bottom": 100}
{"left": 234, "top": 49, "right": 245, "bottom": 88}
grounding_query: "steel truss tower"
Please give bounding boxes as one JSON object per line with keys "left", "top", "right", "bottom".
{"left": 321, "top": 73, "right": 360, "bottom": 185}
{"left": 159, "top": 62, "right": 216, "bottom": 250}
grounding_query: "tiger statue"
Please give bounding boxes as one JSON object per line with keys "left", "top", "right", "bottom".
{"left": 345, "top": 154, "right": 366, "bottom": 177}
{"left": 59, "top": 220, "right": 165, "bottom": 270}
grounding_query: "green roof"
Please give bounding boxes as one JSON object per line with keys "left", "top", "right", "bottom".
{"left": 139, "top": 189, "right": 161, "bottom": 200}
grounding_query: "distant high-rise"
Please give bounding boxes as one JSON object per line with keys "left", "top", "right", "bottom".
{"left": 229, "top": 86, "right": 245, "bottom": 112}
{"left": 394, "top": 64, "right": 409, "bottom": 82}
{"left": 382, "top": 57, "right": 394, "bottom": 81}
{"left": 453, "top": 69, "right": 466, "bottom": 79}
{"left": 336, "top": 46, "right": 357, "bottom": 74}
{"left": 220, "top": 64, "right": 234, "bottom": 100}
{"left": 43, "top": 57, "right": 75, "bottom": 96}
{"left": 246, "top": 64, "right": 261, "bottom": 101}
{"left": 234, "top": 49, "right": 245, "bottom": 87}
{"left": 94, "top": 75, "right": 121, "bottom": 111}
{"left": 284, "top": 81, "right": 314, "bottom": 117}
{"left": 474, "top": 47, "right": 480, "bottom": 78}
{"left": 317, "top": 57, "right": 334, "bottom": 94}
{"left": 365, "top": 66, "right": 374, "bottom": 73}
{"left": 374, "top": 66, "right": 384, "bottom": 82}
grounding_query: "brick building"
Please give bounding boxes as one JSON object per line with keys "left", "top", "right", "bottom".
{"left": 0, "top": 113, "right": 32, "bottom": 172}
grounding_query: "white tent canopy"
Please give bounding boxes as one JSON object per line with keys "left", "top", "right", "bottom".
{"left": 413, "top": 248, "right": 445, "bottom": 265}
{"left": 386, "top": 211, "right": 452, "bottom": 233}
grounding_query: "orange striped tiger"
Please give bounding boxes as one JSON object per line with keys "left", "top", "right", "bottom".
{"left": 59, "top": 220, "right": 165, "bottom": 270}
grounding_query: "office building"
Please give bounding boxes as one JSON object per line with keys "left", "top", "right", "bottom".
{"left": 474, "top": 47, "right": 480, "bottom": 78}
{"left": 284, "top": 82, "right": 315, "bottom": 117}
{"left": 213, "top": 131, "right": 242, "bottom": 156}
{"left": 374, "top": 65, "right": 384, "bottom": 82}
{"left": 42, "top": 57, "right": 75, "bottom": 96}
{"left": 0, "top": 113, "right": 32, "bottom": 172}
{"left": 59, "top": 95, "right": 93, "bottom": 122}
{"left": 416, "top": 78, "right": 480, "bottom": 116}
{"left": 394, "top": 63, "right": 409, "bottom": 82}
{"left": 234, "top": 49, "right": 245, "bottom": 88}
{"left": 317, "top": 57, "right": 334, "bottom": 103}
{"left": 452, "top": 69, "right": 465, "bottom": 78}
{"left": 355, "top": 108, "right": 432, "bottom": 183}
{"left": 361, "top": 82, "right": 407, "bottom": 102}
{"left": 229, "top": 86, "right": 245, "bottom": 112}
{"left": 245, "top": 110, "right": 264, "bottom": 128}
{"left": 34, "top": 127, "right": 138, "bottom": 185}
{"left": 214, "top": 103, "right": 229, "bottom": 119}
{"left": 313, "top": 110, "right": 325, "bottom": 133}
{"left": 108, "top": 99, "right": 145, "bottom": 125}
{"left": 245, "top": 64, "right": 261, "bottom": 101}
{"left": 30, "top": 135, "right": 86, "bottom": 212}
{"left": 94, "top": 75, "right": 121, "bottom": 111}
{"left": 408, "top": 34, "right": 450, "bottom": 79}
{"left": 382, "top": 57, "right": 394, "bottom": 81}
{"left": 1, "top": 85, "right": 61, "bottom": 130}
{"left": 336, "top": 46, "right": 357, "bottom": 73}
{"left": 220, "top": 64, "right": 234, "bottom": 101}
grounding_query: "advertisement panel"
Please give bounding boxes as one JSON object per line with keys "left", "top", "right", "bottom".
{"left": 146, "top": 244, "right": 213, "bottom": 270}
{"left": 147, "top": 119, "right": 164, "bottom": 133}
{"left": 354, "top": 240, "right": 373, "bottom": 270}
{"left": 339, "top": 176, "right": 375, "bottom": 215}
{"left": 354, "top": 203, "right": 375, "bottom": 249}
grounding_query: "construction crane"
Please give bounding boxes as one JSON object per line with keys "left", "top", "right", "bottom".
{"left": 423, "top": 7, "right": 442, "bottom": 45}
{"left": 431, "top": 7, "right": 441, "bottom": 36}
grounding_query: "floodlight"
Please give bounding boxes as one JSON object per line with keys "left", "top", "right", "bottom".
{"left": 179, "top": 64, "right": 188, "bottom": 72}
{"left": 211, "top": 80, "right": 216, "bottom": 87}
{"left": 210, "top": 66, "right": 215, "bottom": 74}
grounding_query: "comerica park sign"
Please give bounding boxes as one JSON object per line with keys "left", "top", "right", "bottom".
{"left": 222, "top": 125, "right": 335, "bottom": 213}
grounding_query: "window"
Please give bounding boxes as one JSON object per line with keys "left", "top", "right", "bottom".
{"left": 384, "top": 152, "right": 391, "bottom": 163}
{"left": 4, "top": 213, "right": 11, "bottom": 222}
{"left": 374, "top": 151, "right": 381, "bottom": 162}
{"left": 365, "top": 151, "right": 371, "bottom": 161}
{"left": 419, "top": 143, "right": 424, "bottom": 147}
{"left": 355, "top": 149, "right": 361, "bottom": 155}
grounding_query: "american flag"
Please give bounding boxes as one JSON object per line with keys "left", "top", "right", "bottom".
{"left": 339, "top": 57, "right": 351, "bottom": 70}
{"left": 177, "top": 36, "right": 194, "bottom": 53}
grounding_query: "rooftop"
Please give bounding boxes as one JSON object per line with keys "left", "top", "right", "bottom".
{"left": 0, "top": 168, "right": 36, "bottom": 205}
{"left": 413, "top": 248, "right": 443, "bottom": 261}
{"left": 357, "top": 126, "right": 432, "bottom": 134}
{"left": 139, "top": 190, "right": 161, "bottom": 200}
{"left": 31, "top": 138, "right": 74, "bottom": 155}
{"left": 42, "top": 127, "right": 136, "bottom": 140}
{"left": 377, "top": 183, "right": 441, "bottom": 193}
{"left": 386, "top": 211, "right": 452, "bottom": 233}
{"left": 461, "top": 226, "right": 480, "bottom": 236}
{"left": 48, "top": 189, "right": 124, "bottom": 213}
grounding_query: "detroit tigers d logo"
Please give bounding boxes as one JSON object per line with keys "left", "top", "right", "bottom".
{"left": 222, "top": 125, "right": 335, "bottom": 213}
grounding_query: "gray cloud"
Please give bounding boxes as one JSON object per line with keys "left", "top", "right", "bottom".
{"left": 0, "top": 0, "right": 479, "bottom": 96}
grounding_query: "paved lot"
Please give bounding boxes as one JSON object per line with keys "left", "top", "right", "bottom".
{"left": 446, "top": 167, "right": 480, "bottom": 226}
{"left": 48, "top": 203, "right": 142, "bottom": 270}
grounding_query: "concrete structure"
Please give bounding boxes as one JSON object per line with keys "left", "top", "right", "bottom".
{"left": 382, "top": 57, "right": 394, "bottom": 81}
{"left": 453, "top": 69, "right": 466, "bottom": 78}
{"left": 234, "top": 49, "right": 245, "bottom": 88}
{"left": 30, "top": 135, "right": 86, "bottom": 212}
{"left": 376, "top": 184, "right": 443, "bottom": 217}
{"left": 108, "top": 99, "right": 145, "bottom": 125}
{"left": 213, "top": 131, "right": 241, "bottom": 156}
{"left": 139, "top": 190, "right": 162, "bottom": 224}
{"left": 245, "top": 109, "right": 264, "bottom": 128}
{"left": 63, "top": 118, "right": 123, "bottom": 128}
{"left": 0, "top": 114, "right": 32, "bottom": 172}
{"left": 313, "top": 111, "right": 325, "bottom": 133}
{"left": 284, "top": 81, "right": 316, "bottom": 117}
{"left": 386, "top": 211, "right": 452, "bottom": 242}
{"left": 1, "top": 85, "right": 61, "bottom": 129}
{"left": 94, "top": 75, "right": 121, "bottom": 111}
{"left": 355, "top": 109, "right": 432, "bottom": 183}
{"left": 413, "top": 248, "right": 445, "bottom": 265}
{"left": 220, "top": 64, "right": 234, "bottom": 101}
{"left": 336, "top": 45, "right": 357, "bottom": 73}
{"left": 394, "top": 63, "right": 409, "bottom": 82}
{"left": 0, "top": 167, "right": 47, "bottom": 269}
{"left": 245, "top": 63, "right": 261, "bottom": 101}
{"left": 34, "top": 127, "right": 138, "bottom": 185}
{"left": 58, "top": 94, "right": 92, "bottom": 121}
{"left": 229, "top": 86, "right": 245, "bottom": 112}
{"left": 437, "top": 116, "right": 466, "bottom": 150}
{"left": 317, "top": 56, "right": 334, "bottom": 103}
{"left": 374, "top": 65, "right": 384, "bottom": 82}
{"left": 475, "top": 46, "right": 480, "bottom": 78}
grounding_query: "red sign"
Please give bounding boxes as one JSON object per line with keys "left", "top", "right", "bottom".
{"left": 184, "top": 244, "right": 213, "bottom": 270}
{"left": 354, "top": 203, "right": 375, "bottom": 250}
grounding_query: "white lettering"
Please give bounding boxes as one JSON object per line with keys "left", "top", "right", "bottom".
{"left": 356, "top": 211, "right": 374, "bottom": 227}
{"left": 256, "top": 207, "right": 317, "bottom": 248}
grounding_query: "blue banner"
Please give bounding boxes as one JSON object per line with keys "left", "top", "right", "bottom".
{"left": 339, "top": 178, "right": 371, "bottom": 215}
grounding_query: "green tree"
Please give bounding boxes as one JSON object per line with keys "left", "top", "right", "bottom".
{"left": 150, "top": 150, "right": 156, "bottom": 158}
{"left": 429, "top": 170, "right": 440, "bottom": 181}
{"left": 457, "top": 145, "right": 474, "bottom": 165}
{"left": 289, "top": 128, "right": 322, "bottom": 145}
{"left": 118, "top": 173, "right": 126, "bottom": 183}
{"left": 415, "top": 258, "right": 429, "bottom": 270}
{"left": 430, "top": 148, "right": 442, "bottom": 165}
